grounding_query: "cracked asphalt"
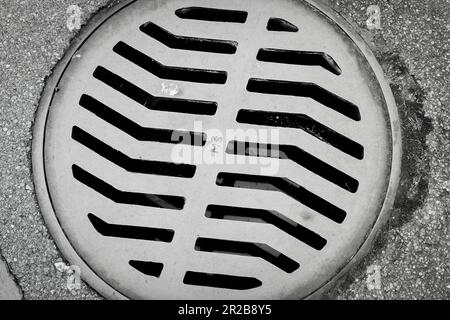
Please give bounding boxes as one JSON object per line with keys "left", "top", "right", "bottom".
{"left": 0, "top": 0, "right": 448, "bottom": 299}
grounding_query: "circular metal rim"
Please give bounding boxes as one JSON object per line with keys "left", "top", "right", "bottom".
{"left": 32, "top": 0, "right": 402, "bottom": 300}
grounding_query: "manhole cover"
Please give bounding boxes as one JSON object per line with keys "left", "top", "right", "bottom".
{"left": 33, "top": 0, "right": 401, "bottom": 299}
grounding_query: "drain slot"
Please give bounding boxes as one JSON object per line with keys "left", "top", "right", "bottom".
{"left": 195, "top": 238, "right": 299, "bottom": 273}
{"left": 129, "top": 260, "right": 164, "bottom": 277}
{"left": 79, "top": 95, "right": 206, "bottom": 146}
{"left": 73, "top": 165, "right": 185, "bottom": 209}
{"left": 140, "top": 22, "right": 238, "bottom": 54}
{"left": 257, "top": 48, "right": 341, "bottom": 75}
{"left": 205, "top": 205, "right": 326, "bottom": 250}
{"left": 216, "top": 172, "right": 346, "bottom": 223}
{"left": 93, "top": 67, "right": 218, "bottom": 115}
{"left": 183, "top": 271, "right": 261, "bottom": 290}
{"left": 267, "top": 17, "right": 298, "bottom": 32}
{"left": 175, "top": 7, "right": 248, "bottom": 23}
{"left": 72, "top": 126, "right": 196, "bottom": 178}
{"left": 236, "top": 109, "right": 364, "bottom": 159}
{"left": 113, "top": 41, "right": 228, "bottom": 84}
{"left": 247, "top": 78, "right": 361, "bottom": 121}
{"left": 226, "top": 140, "right": 358, "bottom": 192}
{"left": 88, "top": 213, "right": 174, "bottom": 242}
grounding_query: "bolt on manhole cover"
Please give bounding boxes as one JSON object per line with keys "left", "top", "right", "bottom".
{"left": 33, "top": 0, "right": 401, "bottom": 299}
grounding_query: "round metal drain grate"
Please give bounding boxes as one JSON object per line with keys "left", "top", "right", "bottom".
{"left": 33, "top": 0, "right": 401, "bottom": 299}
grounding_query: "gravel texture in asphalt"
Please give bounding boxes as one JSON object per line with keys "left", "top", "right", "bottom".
{"left": 0, "top": 0, "right": 448, "bottom": 299}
